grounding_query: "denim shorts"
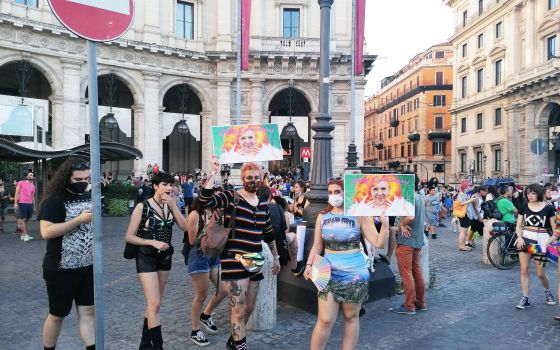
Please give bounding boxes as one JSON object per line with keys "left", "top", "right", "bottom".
{"left": 187, "top": 246, "right": 220, "bottom": 275}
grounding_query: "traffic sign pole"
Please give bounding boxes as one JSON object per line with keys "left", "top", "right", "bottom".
{"left": 87, "top": 41, "right": 104, "bottom": 349}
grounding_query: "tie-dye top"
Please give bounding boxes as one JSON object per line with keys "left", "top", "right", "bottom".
{"left": 320, "top": 212, "right": 361, "bottom": 251}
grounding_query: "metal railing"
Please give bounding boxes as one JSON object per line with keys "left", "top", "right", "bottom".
{"left": 250, "top": 36, "right": 321, "bottom": 55}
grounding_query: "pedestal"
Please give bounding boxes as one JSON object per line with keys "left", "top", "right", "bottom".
{"left": 246, "top": 243, "right": 277, "bottom": 330}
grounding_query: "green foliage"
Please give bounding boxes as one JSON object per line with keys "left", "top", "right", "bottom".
{"left": 103, "top": 182, "right": 137, "bottom": 200}
{"left": 105, "top": 198, "right": 129, "bottom": 217}
{"left": 0, "top": 161, "right": 18, "bottom": 180}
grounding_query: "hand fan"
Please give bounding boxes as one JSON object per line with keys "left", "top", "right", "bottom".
{"left": 310, "top": 255, "right": 331, "bottom": 291}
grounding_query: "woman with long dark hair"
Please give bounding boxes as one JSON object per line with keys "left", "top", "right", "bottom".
{"left": 515, "top": 184, "right": 557, "bottom": 310}
{"left": 38, "top": 158, "right": 96, "bottom": 350}
{"left": 125, "top": 172, "right": 189, "bottom": 349}
{"left": 186, "top": 197, "right": 228, "bottom": 347}
{"left": 303, "top": 178, "right": 389, "bottom": 350}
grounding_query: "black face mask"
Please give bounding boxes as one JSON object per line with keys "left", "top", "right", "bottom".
{"left": 243, "top": 180, "right": 262, "bottom": 193}
{"left": 68, "top": 182, "right": 88, "bottom": 194}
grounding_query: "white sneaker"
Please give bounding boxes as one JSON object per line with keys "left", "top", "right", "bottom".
{"left": 23, "top": 235, "right": 34, "bottom": 242}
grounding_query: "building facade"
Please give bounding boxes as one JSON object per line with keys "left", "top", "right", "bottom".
{"left": 0, "top": 0, "right": 373, "bottom": 179}
{"left": 364, "top": 43, "right": 453, "bottom": 183}
{"left": 447, "top": 0, "right": 560, "bottom": 185}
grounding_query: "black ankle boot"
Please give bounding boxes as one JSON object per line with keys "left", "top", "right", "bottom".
{"left": 148, "top": 325, "right": 163, "bottom": 350}
{"left": 139, "top": 318, "right": 152, "bottom": 350}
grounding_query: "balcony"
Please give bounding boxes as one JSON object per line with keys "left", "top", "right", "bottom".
{"left": 375, "top": 143, "right": 384, "bottom": 150}
{"left": 389, "top": 118, "right": 400, "bottom": 128}
{"left": 387, "top": 160, "right": 401, "bottom": 169}
{"left": 428, "top": 129, "right": 451, "bottom": 141}
{"left": 250, "top": 36, "right": 321, "bottom": 56}
{"left": 407, "top": 132, "right": 420, "bottom": 142}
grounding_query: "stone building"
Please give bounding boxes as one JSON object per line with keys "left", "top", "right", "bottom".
{"left": 0, "top": 0, "right": 374, "bottom": 179}
{"left": 446, "top": 0, "right": 560, "bottom": 185}
{"left": 364, "top": 43, "right": 454, "bottom": 183}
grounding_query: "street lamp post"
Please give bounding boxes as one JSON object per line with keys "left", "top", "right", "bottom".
{"left": 482, "top": 154, "right": 487, "bottom": 180}
{"left": 303, "top": 0, "right": 335, "bottom": 225}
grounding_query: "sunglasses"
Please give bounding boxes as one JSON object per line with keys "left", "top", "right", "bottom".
{"left": 328, "top": 176, "right": 343, "bottom": 181}
{"left": 244, "top": 176, "right": 262, "bottom": 181}
{"left": 71, "top": 160, "right": 90, "bottom": 170}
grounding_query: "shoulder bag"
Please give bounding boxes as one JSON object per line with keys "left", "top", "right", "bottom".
{"left": 200, "top": 192, "right": 240, "bottom": 258}
{"left": 123, "top": 201, "right": 149, "bottom": 259}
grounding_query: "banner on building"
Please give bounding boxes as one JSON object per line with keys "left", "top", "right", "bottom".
{"left": 0, "top": 95, "right": 49, "bottom": 137}
{"left": 355, "top": 0, "right": 366, "bottom": 75}
{"left": 344, "top": 173, "right": 415, "bottom": 216}
{"left": 241, "top": 0, "right": 252, "bottom": 71}
{"left": 212, "top": 123, "right": 283, "bottom": 164}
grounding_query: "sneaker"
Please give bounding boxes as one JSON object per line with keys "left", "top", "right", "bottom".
{"left": 291, "top": 260, "right": 306, "bottom": 277}
{"left": 465, "top": 242, "right": 475, "bottom": 249}
{"left": 415, "top": 303, "right": 428, "bottom": 311}
{"left": 516, "top": 296, "right": 531, "bottom": 310}
{"left": 23, "top": 235, "right": 33, "bottom": 242}
{"left": 545, "top": 290, "right": 556, "bottom": 305}
{"left": 389, "top": 305, "right": 416, "bottom": 315}
{"left": 431, "top": 233, "right": 437, "bottom": 239}
{"left": 199, "top": 313, "right": 218, "bottom": 334}
{"left": 190, "top": 330, "right": 209, "bottom": 347}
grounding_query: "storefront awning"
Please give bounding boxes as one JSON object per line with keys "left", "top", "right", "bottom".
{"left": 0, "top": 138, "right": 142, "bottom": 163}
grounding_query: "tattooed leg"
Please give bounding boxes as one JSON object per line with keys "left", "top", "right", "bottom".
{"left": 244, "top": 281, "right": 260, "bottom": 324}
{"left": 226, "top": 279, "right": 249, "bottom": 341}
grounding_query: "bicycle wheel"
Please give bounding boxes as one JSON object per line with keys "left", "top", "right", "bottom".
{"left": 487, "top": 233, "right": 519, "bottom": 270}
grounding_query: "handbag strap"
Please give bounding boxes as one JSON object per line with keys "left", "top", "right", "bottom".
{"left": 228, "top": 191, "right": 240, "bottom": 239}
{"left": 136, "top": 201, "right": 149, "bottom": 237}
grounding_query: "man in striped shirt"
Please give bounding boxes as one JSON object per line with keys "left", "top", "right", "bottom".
{"left": 200, "top": 157, "right": 280, "bottom": 350}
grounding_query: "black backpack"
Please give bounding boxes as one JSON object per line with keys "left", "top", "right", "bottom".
{"left": 268, "top": 203, "right": 290, "bottom": 266}
{"left": 481, "top": 199, "right": 503, "bottom": 220}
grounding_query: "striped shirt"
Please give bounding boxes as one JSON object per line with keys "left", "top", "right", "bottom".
{"left": 199, "top": 188, "right": 274, "bottom": 280}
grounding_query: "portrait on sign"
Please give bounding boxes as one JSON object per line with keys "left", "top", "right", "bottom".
{"left": 344, "top": 174, "right": 415, "bottom": 216}
{"left": 212, "top": 123, "right": 283, "bottom": 164}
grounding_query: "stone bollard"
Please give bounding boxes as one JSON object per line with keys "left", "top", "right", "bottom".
{"left": 247, "top": 242, "right": 277, "bottom": 330}
{"left": 482, "top": 219, "right": 498, "bottom": 265}
{"left": 420, "top": 234, "right": 430, "bottom": 284}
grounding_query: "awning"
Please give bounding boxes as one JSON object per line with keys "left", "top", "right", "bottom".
{"left": 0, "top": 138, "right": 143, "bottom": 163}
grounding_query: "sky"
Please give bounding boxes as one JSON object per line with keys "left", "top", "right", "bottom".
{"left": 363, "top": 0, "right": 454, "bottom": 98}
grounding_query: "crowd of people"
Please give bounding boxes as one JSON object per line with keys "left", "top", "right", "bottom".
{"left": 2, "top": 156, "right": 553, "bottom": 350}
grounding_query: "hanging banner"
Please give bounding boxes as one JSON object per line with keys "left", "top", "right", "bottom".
{"left": 344, "top": 174, "right": 415, "bottom": 216}
{"left": 241, "top": 0, "right": 252, "bottom": 71}
{"left": 355, "top": 0, "right": 366, "bottom": 75}
{"left": 212, "top": 123, "right": 283, "bottom": 164}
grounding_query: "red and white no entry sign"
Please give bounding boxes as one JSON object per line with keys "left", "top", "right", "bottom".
{"left": 48, "top": 0, "right": 135, "bottom": 42}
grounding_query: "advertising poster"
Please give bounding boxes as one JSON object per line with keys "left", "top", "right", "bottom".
{"left": 344, "top": 174, "right": 416, "bottom": 216}
{"left": 212, "top": 123, "right": 283, "bottom": 164}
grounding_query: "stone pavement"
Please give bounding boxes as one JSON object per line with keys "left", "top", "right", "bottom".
{"left": 1, "top": 216, "right": 559, "bottom": 350}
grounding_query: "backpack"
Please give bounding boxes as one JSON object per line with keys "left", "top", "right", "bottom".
{"left": 268, "top": 203, "right": 290, "bottom": 266}
{"left": 199, "top": 192, "right": 240, "bottom": 258}
{"left": 481, "top": 199, "right": 503, "bottom": 220}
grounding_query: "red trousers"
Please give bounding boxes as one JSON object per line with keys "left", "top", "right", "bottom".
{"left": 395, "top": 244, "right": 426, "bottom": 311}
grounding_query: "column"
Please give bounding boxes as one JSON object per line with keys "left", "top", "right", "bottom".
{"left": 132, "top": 104, "right": 145, "bottom": 176}
{"left": 506, "top": 104, "right": 522, "bottom": 180}
{"left": 200, "top": 110, "right": 213, "bottom": 170}
{"left": 49, "top": 96, "right": 65, "bottom": 150}
{"left": 450, "top": 113, "right": 457, "bottom": 182}
{"left": 506, "top": 5, "right": 522, "bottom": 77}
{"left": 140, "top": 73, "right": 162, "bottom": 174}
{"left": 143, "top": 0, "right": 161, "bottom": 44}
{"left": 61, "top": 58, "right": 83, "bottom": 147}
{"left": 250, "top": 79, "right": 265, "bottom": 123}
{"left": 525, "top": 0, "right": 536, "bottom": 68}
{"left": 216, "top": 0, "right": 233, "bottom": 51}
{"left": 216, "top": 78, "right": 232, "bottom": 125}
{"left": 355, "top": 80, "right": 366, "bottom": 166}
{"left": 523, "top": 103, "right": 539, "bottom": 183}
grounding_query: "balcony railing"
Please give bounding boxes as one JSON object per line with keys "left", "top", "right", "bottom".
{"left": 250, "top": 36, "right": 321, "bottom": 55}
{"left": 428, "top": 129, "right": 451, "bottom": 141}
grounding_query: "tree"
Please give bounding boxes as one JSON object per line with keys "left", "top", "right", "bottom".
{"left": 0, "top": 161, "right": 18, "bottom": 180}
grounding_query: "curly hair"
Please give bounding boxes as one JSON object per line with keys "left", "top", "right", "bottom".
{"left": 352, "top": 175, "right": 403, "bottom": 204}
{"left": 240, "top": 162, "right": 261, "bottom": 178}
{"left": 42, "top": 158, "right": 90, "bottom": 204}
{"left": 223, "top": 125, "right": 271, "bottom": 152}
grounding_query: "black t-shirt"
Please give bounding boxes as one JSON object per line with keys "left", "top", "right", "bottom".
{"left": 38, "top": 191, "right": 93, "bottom": 271}
{"left": 519, "top": 202, "right": 555, "bottom": 230}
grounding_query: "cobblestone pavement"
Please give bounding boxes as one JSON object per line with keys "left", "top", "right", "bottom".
{"left": 1, "top": 216, "right": 559, "bottom": 350}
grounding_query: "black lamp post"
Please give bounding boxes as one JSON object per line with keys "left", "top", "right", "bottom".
{"left": 482, "top": 154, "right": 487, "bottom": 179}
{"left": 177, "top": 83, "right": 191, "bottom": 136}
{"left": 303, "top": 0, "right": 335, "bottom": 225}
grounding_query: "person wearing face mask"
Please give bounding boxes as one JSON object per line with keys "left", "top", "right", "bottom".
{"left": 200, "top": 156, "right": 280, "bottom": 350}
{"left": 303, "top": 178, "right": 389, "bottom": 350}
{"left": 37, "top": 158, "right": 96, "bottom": 350}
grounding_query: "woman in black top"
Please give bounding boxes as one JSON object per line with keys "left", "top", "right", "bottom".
{"left": 125, "top": 172, "right": 189, "bottom": 350}
{"left": 291, "top": 180, "right": 309, "bottom": 223}
{"left": 200, "top": 156, "right": 280, "bottom": 350}
{"left": 514, "top": 184, "right": 557, "bottom": 310}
